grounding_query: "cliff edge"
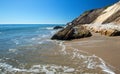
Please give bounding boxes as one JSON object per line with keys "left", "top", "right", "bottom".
{"left": 52, "top": 1, "right": 120, "bottom": 40}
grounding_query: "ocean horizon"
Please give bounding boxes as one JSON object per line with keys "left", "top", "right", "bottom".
{"left": 0, "top": 24, "right": 70, "bottom": 73}
{"left": 0, "top": 0, "right": 119, "bottom": 74}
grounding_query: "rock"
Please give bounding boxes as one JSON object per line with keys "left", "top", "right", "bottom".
{"left": 53, "top": 26, "right": 64, "bottom": 29}
{"left": 90, "top": 26, "right": 101, "bottom": 33}
{"left": 101, "top": 29, "right": 120, "bottom": 36}
{"left": 51, "top": 26, "right": 92, "bottom": 40}
{"left": 51, "top": 1, "right": 120, "bottom": 40}
{"left": 51, "top": 25, "right": 74, "bottom": 40}
{"left": 64, "top": 2, "right": 120, "bottom": 26}
{"left": 71, "top": 8, "right": 105, "bottom": 26}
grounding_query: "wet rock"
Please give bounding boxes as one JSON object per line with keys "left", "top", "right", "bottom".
{"left": 51, "top": 26, "right": 92, "bottom": 40}
{"left": 53, "top": 26, "right": 64, "bottom": 29}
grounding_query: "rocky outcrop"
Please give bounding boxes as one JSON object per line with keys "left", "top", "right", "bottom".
{"left": 100, "top": 29, "right": 120, "bottom": 36}
{"left": 53, "top": 26, "right": 64, "bottom": 29}
{"left": 103, "top": 10, "right": 120, "bottom": 24}
{"left": 71, "top": 8, "right": 105, "bottom": 26}
{"left": 51, "top": 1, "right": 120, "bottom": 40}
{"left": 94, "top": 2, "right": 120, "bottom": 24}
{"left": 70, "top": 1, "right": 120, "bottom": 25}
{"left": 51, "top": 26, "right": 92, "bottom": 40}
{"left": 85, "top": 23, "right": 120, "bottom": 36}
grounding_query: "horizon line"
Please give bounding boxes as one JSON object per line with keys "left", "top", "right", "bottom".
{"left": 0, "top": 23, "right": 66, "bottom": 25}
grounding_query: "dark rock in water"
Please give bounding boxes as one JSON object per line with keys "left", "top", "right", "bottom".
{"left": 51, "top": 26, "right": 92, "bottom": 40}
{"left": 53, "top": 26, "right": 64, "bottom": 29}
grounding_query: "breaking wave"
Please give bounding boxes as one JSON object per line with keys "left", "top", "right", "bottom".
{"left": 0, "top": 59, "right": 75, "bottom": 74}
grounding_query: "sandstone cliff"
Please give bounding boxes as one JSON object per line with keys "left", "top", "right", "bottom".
{"left": 72, "top": 1, "right": 120, "bottom": 25}
{"left": 52, "top": 1, "right": 120, "bottom": 40}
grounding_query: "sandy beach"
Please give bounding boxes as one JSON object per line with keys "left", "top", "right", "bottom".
{"left": 64, "top": 33, "right": 120, "bottom": 73}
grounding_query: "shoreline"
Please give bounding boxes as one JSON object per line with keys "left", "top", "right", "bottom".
{"left": 63, "top": 32, "right": 120, "bottom": 73}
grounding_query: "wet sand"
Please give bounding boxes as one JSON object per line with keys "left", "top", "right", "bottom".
{"left": 64, "top": 33, "right": 120, "bottom": 73}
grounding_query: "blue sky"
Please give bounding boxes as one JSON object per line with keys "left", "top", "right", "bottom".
{"left": 0, "top": 0, "right": 118, "bottom": 24}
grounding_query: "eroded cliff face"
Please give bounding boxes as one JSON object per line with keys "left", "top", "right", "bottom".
{"left": 94, "top": 2, "right": 120, "bottom": 24}
{"left": 71, "top": 8, "right": 105, "bottom": 26}
{"left": 72, "top": 1, "right": 120, "bottom": 25}
{"left": 52, "top": 1, "right": 120, "bottom": 40}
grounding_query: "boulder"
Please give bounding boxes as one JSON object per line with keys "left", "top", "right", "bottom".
{"left": 51, "top": 26, "right": 92, "bottom": 40}
{"left": 53, "top": 26, "right": 64, "bottom": 29}
{"left": 100, "top": 29, "right": 120, "bottom": 36}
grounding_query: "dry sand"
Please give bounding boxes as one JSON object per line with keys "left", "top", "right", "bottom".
{"left": 64, "top": 33, "right": 120, "bottom": 73}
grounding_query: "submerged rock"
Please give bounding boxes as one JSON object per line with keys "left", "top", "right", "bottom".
{"left": 53, "top": 26, "right": 64, "bottom": 29}
{"left": 51, "top": 26, "right": 92, "bottom": 40}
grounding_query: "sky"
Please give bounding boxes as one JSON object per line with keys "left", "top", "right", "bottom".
{"left": 0, "top": 0, "right": 118, "bottom": 24}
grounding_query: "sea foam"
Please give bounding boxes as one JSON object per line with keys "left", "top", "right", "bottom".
{"left": 0, "top": 62, "right": 75, "bottom": 74}
{"left": 59, "top": 41, "right": 116, "bottom": 74}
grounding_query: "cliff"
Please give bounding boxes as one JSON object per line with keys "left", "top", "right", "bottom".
{"left": 71, "top": 1, "right": 120, "bottom": 25}
{"left": 52, "top": 1, "right": 120, "bottom": 40}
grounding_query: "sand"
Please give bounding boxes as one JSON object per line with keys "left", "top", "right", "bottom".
{"left": 64, "top": 33, "right": 120, "bottom": 73}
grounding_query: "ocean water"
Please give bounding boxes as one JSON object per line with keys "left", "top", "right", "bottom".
{"left": 0, "top": 24, "right": 115, "bottom": 74}
{"left": 0, "top": 24, "right": 60, "bottom": 50}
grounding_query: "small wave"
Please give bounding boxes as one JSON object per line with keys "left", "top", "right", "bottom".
{"left": 59, "top": 41, "right": 66, "bottom": 54}
{"left": 0, "top": 63, "right": 75, "bottom": 74}
{"left": 50, "top": 30, "right": 57, "bottom": 35}
{"left": 38, "top": 41, "right": 44, "bottom": 44}
{"left": 72, "top": 48, "right": 115, "bottom": 74}
{"left": 46, "top": 27, "right": 53, "bottom": 30}
{"left": 41, "top": 35, "right": 49, "bottom": 38}
{"left": 31, "top": 35, "right": 49, "bottom": 41}
{"left": 8, "top": 49, "right": 17, "bottom": 53}
{"left": 39, "top": 27, "right": 53, "bottom": 30}
{"left": 11, "top": 39, "right": 19, "bottom": 45}
{"left": 59, "top": 42, "right": 115, "bottom": 74}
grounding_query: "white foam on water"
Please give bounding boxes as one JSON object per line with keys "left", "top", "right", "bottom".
{"left": 38, "top": 41, "right": 44, "bottom": 44}
{"left": 41, "top": 34, "right": 49, "bottom": 38}
{"left": 59, "top": 41, "right": 116, "bottom": 74}
{"left": 98, "top": 58, "right": 115, "bottom": 74}
{"left": 59, "top": 41, "right": 66, "bottom": 55}
{"left": 50, "top": 30, "right": 56, "bottom": 35}
{"left": 72, "top": 48, "right": 115, "bottom": 74}
{"left": 31, "top": 37, "right": 36, "bottom": 40}
{"left": 11, "top": 39, "right": 19, "bottom": 45}
{"left": 46, "top": 27, "right": 53, "bottom": 30}
{"left": 0, "top": 62, "right": 75, "bottom": 74}
{"left": 38, "top": 27, "right": 53, "bottom": 30}
{"left": 8, "top": 49, "right": 17, "bottom": 53}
